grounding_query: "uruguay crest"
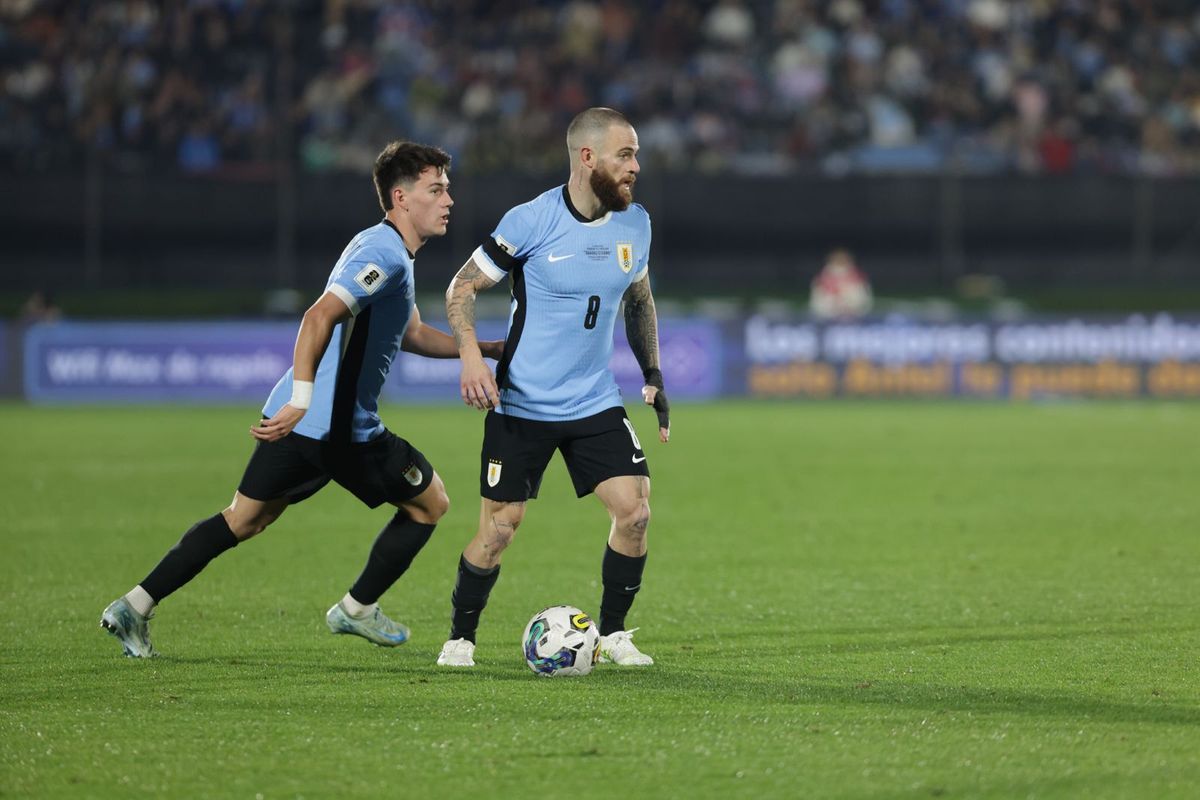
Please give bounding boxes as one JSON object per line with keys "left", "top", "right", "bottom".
{"left": 403, "top": 463, "right": 423, "bottom": 486}
{"left": 616, "top": 242, "right": 634, "bottom": 273}
{"left": 487, "top": 459, "right": 503, "bottom": 487}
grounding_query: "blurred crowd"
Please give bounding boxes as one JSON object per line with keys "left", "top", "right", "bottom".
{"left": 3, "top": 0, "right": 1200, "bottom": 176}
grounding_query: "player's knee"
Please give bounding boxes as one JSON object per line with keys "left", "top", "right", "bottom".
{"left": 616, "top": 499, "right": 650, "bottom": 538}
{"left": 222, "top": 507, "right": 276, "bottom": 540}
{"left": 478, "top": 521, "right": 516, "bottom": 556}
{"left": 410, "top": 486, "right": 450, "bottom": 524}
{"left": 429, "top": 487, "right": 450, "bottom": 521}
{"left": 487, "top": 504, "right": 524, "bottom": 550}
{"left": 491, "top": 526, "right": 516, "bottom": 552}
{"left": 493, "top": 500, "right": 525, "bottom": 528}
{"left": 433, "top": 476, "right": 451, "bottom": 517}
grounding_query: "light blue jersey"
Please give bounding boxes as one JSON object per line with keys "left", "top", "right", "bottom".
{"left": 474, "top": 185, "right": 651, "bottom": 422}
{"left": 263, "top": 220, "right": 416, "bottom": 442}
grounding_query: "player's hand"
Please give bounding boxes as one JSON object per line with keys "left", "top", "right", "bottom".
{"left": 460, "top": 354, "right": 499, "bottom": 411}
{"left": 251, "top": 404, "right": 306, "bottom": 442}
{"left": 480, "top": 339, "right": 506, "bottom": 361}
{"left": 642, "top": 368, "right": 670, "bottom": 443}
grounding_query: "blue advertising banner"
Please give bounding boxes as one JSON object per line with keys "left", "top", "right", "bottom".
{"left": 0, "top": 322, "right": 10, "bottom": 396}
{"left": 24, "top": 322, "right": 296, "bottom": 403}
{"left": 740, "top": 314, "right": 1200, "bottom": 399}
{"left": 23, "top": 318, "right": 725, "bottom": 404}
{"left": 22, "top": 314, "right": 1200, "bottom": 404}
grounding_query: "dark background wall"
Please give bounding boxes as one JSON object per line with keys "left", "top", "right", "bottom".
{"left": 4, "top": 171, "right": 1198, "bottom": 297}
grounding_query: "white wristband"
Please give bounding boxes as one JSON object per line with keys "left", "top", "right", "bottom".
{"left": 289, "top": 380, "right": 314, "bottom": 410}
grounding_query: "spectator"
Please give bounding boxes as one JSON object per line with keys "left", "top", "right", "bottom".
{"left": 3, "top": 0, "right": 1200, "bottom": 177}
{"left": 177, "top": 118, "right": 221, "bottom": 172}
{"left": 810, "top": 249, "right": 873, "bottom": 320}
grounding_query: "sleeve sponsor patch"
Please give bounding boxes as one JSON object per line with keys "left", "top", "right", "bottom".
{"left": 354, "top": 263, "right": 386, "bottom": 294}
{"left": 494, "top": 234, "right": 516, "bottom": 256}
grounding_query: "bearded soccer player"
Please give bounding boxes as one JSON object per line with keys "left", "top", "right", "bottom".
{"left": 100, "top": 141, "right": 503, "bottom": 658}
{"left": 437, "top": 107, "right": 670, "bottom": 668}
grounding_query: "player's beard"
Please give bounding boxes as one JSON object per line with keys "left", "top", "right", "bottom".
{"left": 590, "top": 168, "right": 633, "bottom": 213}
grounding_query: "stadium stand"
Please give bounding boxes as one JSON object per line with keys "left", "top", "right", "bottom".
{"left": 3, "top": 0, "right": 1199, "bottom": 176}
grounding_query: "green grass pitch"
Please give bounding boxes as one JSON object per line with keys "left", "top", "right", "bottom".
{"left": 1, "top": 401, "right": 1198, "bottom": 798}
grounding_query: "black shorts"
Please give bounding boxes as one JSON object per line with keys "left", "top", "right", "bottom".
{"left": 238, "top": 429, "right": 435, "bottom": 509}
{"left": 480, "top": 406, "right": 650, "bottom": 501}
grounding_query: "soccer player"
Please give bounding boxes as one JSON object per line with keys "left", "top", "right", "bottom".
{"left": 100, "top": 141, "right": 503, "bottom": 658}
{"left": 436, "top": 107, "right": 670, "bottom": 668}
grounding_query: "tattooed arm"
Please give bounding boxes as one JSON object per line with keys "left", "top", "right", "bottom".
{"left": 623, "top": 274, "right": 670, "bottom": 442}
{"left": 447, "top": 257, "right": 502, "bottom": 410}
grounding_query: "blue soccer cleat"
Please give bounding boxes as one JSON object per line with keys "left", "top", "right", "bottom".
{"left": 325, "top": 602, "right": 410, "bottom": 647}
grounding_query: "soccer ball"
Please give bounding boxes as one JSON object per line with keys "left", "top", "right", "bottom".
{"left": 522, "top": 605, "right": 601, "bottom": 677}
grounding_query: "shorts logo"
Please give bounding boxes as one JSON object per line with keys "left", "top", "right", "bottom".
{"left": 616, "top": 243, "right": 634, "bottom": 274}
{"left": 354, "top": 263, "right": 385, "bottom": 294}
{"left": 403, "top": 464, "right": 423, "bottom": 486}
{"left": 487, "top": 459, "right": 503, "bottom": 487}
{"left": 494, "top": 234, "right": 516, "bottom": 256}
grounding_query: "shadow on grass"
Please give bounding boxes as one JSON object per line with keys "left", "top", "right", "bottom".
{"left": 72, "top": 643, "right": 1199, "bottom": 731}
{"left": 784, "top": 620, "right": 1198, "bottom": 655}
{"left": 40, "top": 617, "right": 1196, "bottom": 731}
{"left": 720, "top": 673, "right": 1200, "bottom": 726}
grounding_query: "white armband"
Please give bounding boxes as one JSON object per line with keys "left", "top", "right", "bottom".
{"left": 289, "top": 380, "right": 314, "bottom": 410}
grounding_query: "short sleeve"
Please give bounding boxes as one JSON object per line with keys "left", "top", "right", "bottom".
{"left": 328, "top": 257, "right": 409, "bottom": 316}
{"left": 473, "top": 201, "right": 540, "bottom": 281}
{"left": 631, "top": 213, "right": 652, "bottom": 283}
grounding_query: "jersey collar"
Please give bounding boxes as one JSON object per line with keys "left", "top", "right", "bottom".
{"left": 561, "top": 185, "right": 612, "bottom": 227}
{"left": 382, "top": 218, "right": 417, "bottom": 259}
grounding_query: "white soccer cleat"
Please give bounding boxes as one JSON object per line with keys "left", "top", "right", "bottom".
{"left": 598, "top": 628, "right": 653, "bottom": 666}
{"left": 100, "top": 597, "right": 158, "bottom": 658}
{"left": 436, "top": 638, "right": 476, "bottom": 667}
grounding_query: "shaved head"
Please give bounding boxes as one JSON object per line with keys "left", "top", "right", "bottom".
{"left": 567, "top": 107, "right": 632, "bottom": 154}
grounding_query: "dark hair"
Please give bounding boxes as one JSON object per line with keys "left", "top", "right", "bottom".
{"left": 373, "top": 141, "right": 452, "bottom": 211}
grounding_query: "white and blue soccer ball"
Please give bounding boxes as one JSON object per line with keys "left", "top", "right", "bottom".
{"left": 522, "top": 605, "right": 601, "bottom": 677}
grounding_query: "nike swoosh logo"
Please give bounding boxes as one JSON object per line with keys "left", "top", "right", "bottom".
{"left": 632, "top": 455, "right": 646, "bottom": 463}
{"left": 624, "top": 584, "right": 641, "bottom": 592}
{"left": 547, "top": 253, "right": 574, "bottom": 262}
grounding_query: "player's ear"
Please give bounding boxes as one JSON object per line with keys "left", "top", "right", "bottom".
{"left": 392, "top": 185, "right": 406, "bottom": 211}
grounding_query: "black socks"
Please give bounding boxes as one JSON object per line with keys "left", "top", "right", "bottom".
{"left": 449, "top": 555, "right": 500, "bottom": 643}
{"left": 600, "top": 545, "right": 647, "bottom": 635}
{"left": 139, "top": 509, "right": 436, "bottom": 609}
{"left": 349, "top": 511, "right": 437, "bottom": 605}
{"left": 446, "top": 547, "right": 647, "bottom": 641}
{"left": 139, "top": 513, "right": 239, "bottom": 602}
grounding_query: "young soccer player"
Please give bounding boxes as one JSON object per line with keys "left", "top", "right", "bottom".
{"left": 101, "top": 141, "right": 502, "bottom": 657}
